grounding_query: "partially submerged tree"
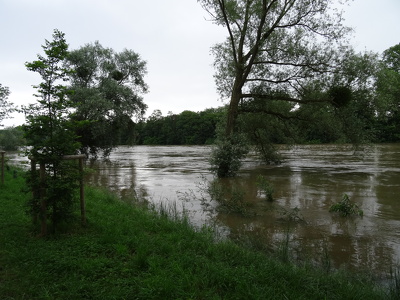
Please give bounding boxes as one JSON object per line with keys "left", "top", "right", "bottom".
{"left": 65, "top": 41, "right": 148, "bottom": 157}
{"left": 198, "top": 0, "right": 353, "bottom": 176}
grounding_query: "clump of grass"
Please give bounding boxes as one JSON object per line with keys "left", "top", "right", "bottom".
{"left": 256, "top": 175, "right": 274, "bottom": 201}
{"left": 329, "top": 193, "right": 363, "bottom": 217}
{"left": 206, "top": 178, "right": 249, "bottom": 215}
{"left": 277, "top": 229, "right": 291, "bottom": 263}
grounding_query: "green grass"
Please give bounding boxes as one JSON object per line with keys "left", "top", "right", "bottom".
{"left": 0, "top": 166, "right": 393, "bottom": 299}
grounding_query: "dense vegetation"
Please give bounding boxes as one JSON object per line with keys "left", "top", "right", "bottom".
{"left": 0, "top": 126, "right": 24, "bottom": 151}
{"left": 126, "top": 101, "right": 400, "bottom": 146}
{"left": 1, "top": 166, "right": 397, "bottom": 299}
{"left": 133, "top": 108, "right": 224, "bottom": 145}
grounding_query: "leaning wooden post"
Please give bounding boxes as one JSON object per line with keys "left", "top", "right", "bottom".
{"left": 39, "top": 162, "right": 47, "bottom": 236}
{"left": 1, "top": 151, "right": 5, "bottom": 185}
{"left": 79, "top": 156, "right": 86, "bottom": 226}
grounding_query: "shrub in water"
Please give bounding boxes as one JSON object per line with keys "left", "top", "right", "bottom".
{"left": 329, "top": 194, "right": 363, "bottom": 217}
{"left": 256, "top": 175, "right": 274, "bottom": 201}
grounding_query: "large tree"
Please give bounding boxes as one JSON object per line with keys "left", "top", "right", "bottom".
{"left": 375, "top": 43, "right": 400, "bottom": 141}
{"left": 199, "top": 0, "right": 352, "bottom": 176}
{"left": 65, "top": 41, "right": 148, "bottom": 157}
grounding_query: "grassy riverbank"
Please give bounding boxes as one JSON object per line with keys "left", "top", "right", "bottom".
{"left": 0, "top": 166, "right": 394, "bottom": 299}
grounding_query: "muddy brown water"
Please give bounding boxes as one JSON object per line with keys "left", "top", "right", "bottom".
{"left": 8, "top": 144, "right": 400, "bottom": 275}
{"left": 85, "top": 144, "right": 400, "bottom": 276}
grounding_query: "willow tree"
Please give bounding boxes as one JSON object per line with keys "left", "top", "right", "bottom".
{"left": 65, "top": 42, "right": 148, "bottom": 157}
{"left": 199, "top": 0, "right": 352, "bottom": 176}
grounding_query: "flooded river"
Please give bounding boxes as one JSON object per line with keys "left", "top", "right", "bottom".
{"left": 86, "top": 144, "right": 400, "bottom": 276}
{"left": 8, "top": 144, "right": 400, "bottom": 275}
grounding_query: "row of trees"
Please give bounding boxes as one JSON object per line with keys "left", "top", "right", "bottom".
{"left": 2, "top": 42, "right": 399, "bottom": 151}
{"left": 0, "top": 29, "right": 149, "bottom": 232}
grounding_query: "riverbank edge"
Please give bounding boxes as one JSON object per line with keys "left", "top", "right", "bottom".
{"left": 0, "top": 166, "right": 394, "bottom": 299}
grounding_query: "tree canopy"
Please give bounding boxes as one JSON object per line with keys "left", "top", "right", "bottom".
{"left": 199, "top": 0, "right": 351, "bottom": 133}
{"left": 375, "top": 43, "right": 400, "bottom": 141}
{"left": 23, "top": 29, "right": 80, "bottom": 160}
{"left": 65, "top": 41, "right": 148, "bottom": 157}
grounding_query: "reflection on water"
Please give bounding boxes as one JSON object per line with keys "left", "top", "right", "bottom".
{"left": 85, "top": 144, "right": 400, "bottom": 275}
{"left": 9, "top": 144, "right": 400, "bottom": 275}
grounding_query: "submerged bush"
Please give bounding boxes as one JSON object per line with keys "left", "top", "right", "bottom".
{"left": 256, "top": 175, "right": 274, "bottom": 201}
{"left": 329, "top": 194, "right": 363, "bottom": 217}
{"left": 209, "top": 133, "right": 249, "bottom": 178}
{"left": 207, "top": 178, "right": 249, "bottom": 215}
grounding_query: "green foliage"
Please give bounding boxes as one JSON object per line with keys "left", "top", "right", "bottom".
{"left": 329, "top": 194, "right": 363, "bottom": 217}
{"left": 293, "top": 50, "right": 381, "bottom": 145}
{"left": 0, "top": 126, "right": 25, "bottom": 150}
{"left": 238, "top": 90, "right": 294, "bottom": 163}
{"left": 209, "top": 132, "right": 249, "bottom": 177}
{"left": 66, "top": 41, "right": 148, "bottom": 157}
{"left": 0, "top": 83, "right": 16, "bottom": 126}
{"left": 375, "top": 43, "right": 400, "bottom": 142}
{"left": 207, "top": 108, "right": 249, "bottom": 178}
{"left": 206, "top": 178, "right": 249, "bottom": 214}
{"left": 23, "top": 29, "right": 82, "bottom": 232}
{"left": 329, "top": 86, "right": 352, "bottom": 108}
{"left": 383, "top": 43, "right": 400, "bottom": 72}
{"left": 256, "top": 175, "right": 274, "bottom": 201}
{"left": 136, "top": 108, "right": 223, "bottom": 145}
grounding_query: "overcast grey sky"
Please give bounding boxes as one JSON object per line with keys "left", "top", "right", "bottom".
{"left": 0, "top": 0, "right": 399, "bottom": 126}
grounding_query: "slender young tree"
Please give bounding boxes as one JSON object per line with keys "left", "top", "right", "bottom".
{"left": 199, "top": 0, "right": 352, "bottom": 176}
{"left": 23, "top": 29, "right": 82, "bottom": 233}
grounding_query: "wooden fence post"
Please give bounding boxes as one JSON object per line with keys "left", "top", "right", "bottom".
{"left": 79, "top": 157, "right": 86, "bottom": 226}
{"left": 31, "top": 159, "right": 38, "bottom": 225}
{"left": 39, "top": 162, "right": 47, "bottom": 236}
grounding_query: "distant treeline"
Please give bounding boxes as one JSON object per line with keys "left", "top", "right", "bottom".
{"left": 1, "top": 105, "right": 398, "bottom": 150}
{"left": 132, "top": 108, "right": 224, "bottom": 145}
{"left": 128, "top": 106, "right": 400, "bottom": 146}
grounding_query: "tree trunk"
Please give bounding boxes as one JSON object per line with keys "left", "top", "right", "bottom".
{"left": 225, "top": 78, "right": 243, "bottom": 137}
